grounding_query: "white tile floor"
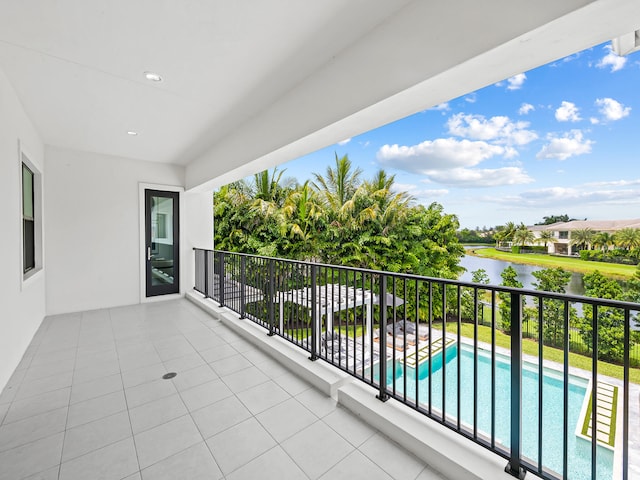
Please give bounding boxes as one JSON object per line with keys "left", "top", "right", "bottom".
{"left": 0, "top": 299, "right": 446, "bottom": 480}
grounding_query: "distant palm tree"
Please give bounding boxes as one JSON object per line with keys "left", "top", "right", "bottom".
{"left": 513, "top": 228, "right": 535, "bottom": 248}
{"left": 250, "top": 168, "right": 291, "bottom": 216}
{"left": 592, "top": 232, "right": 614, "bottom": 252}
{"left": 536, "top": 230, "right": 555, "bottom": 248}
{"left": 312, "top": 153, "right": 363, "bottom": 212}
{"left": 569, "top": 228, "right": 594, "bottom": 251}
{"left": 494, "top": 221, "right": 518, "bottom": 246}
{"left": 614, "top": 228, "right": 640, "bottom": 250}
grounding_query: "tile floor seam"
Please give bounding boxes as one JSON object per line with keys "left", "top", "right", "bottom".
{"left": 112, "top": 309, "right": 144, "bottom": 480}
{"left": 321, "top": 412, "right": 377, "bottom": 450}
{"left": 275, "top": 442, "right": 314, "bottom": 480}
{"left": 1, "top": 300, "right": 446, "bottom": 480}
{"left": 0, "top": 407, "right": 68, "bottom": 455}
{"left": 137, "top": 439, "right": 204, "bottom": 477}
{"left": 205, "top": 425, "right": 275, "bottom": 478}
{"left": 56, "top": 389, "right": 71, "bottom": 480}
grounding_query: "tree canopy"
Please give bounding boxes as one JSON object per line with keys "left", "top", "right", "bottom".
{"left": 213, "top": 156, "right": 465, "bottom": 278}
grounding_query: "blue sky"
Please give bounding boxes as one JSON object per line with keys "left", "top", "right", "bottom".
{"left": 260, "top": 42, "right": 640, "bottom": 229}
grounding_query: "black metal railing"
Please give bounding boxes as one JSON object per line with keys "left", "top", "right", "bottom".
{"left": 194, "top": 248, "right": 638, "bottom": 480}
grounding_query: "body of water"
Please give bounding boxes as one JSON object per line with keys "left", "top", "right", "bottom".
{"left": 381, "top": 344, "right": 613, "bottom": 480}
{"left": 459, "top": 246, "right": 585, "bottom": 296}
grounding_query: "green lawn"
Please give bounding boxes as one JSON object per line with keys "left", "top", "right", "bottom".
{"left": 468, "top": 247, "right": 637, "bottom": 279}
{"left": 446, "top": 323, "right": 640, "bottom": 384}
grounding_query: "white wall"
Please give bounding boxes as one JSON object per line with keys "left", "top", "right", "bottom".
{"left": 0, "top": 67, "right": 46, "bottom": 392}
{"left": 45, "top": 147, "right": 185, "bottom": 315}
{"left": 184, "top": 190, "right": 214, "bottom": 288}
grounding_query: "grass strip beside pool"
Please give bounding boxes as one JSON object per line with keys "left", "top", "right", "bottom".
{"left": 449, "top": 323, "right": 640, "bottom": 384}
{"left": 468, "top": 248, "right": 637, "bottom": 279}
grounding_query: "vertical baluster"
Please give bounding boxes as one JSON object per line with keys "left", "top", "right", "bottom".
{"left": 563, "top": 300, "right": 569, "bottom": 480}
{"left": 219, "top": 251, "right": 225, "bottom": 307}
{"left": 377, "top": 274, "right": 389, "bottom": 402}
{"left": 442, "top": 283, "right": 447, "bottom": 424}
{"left": 310, "top": 264, "right": 318, "bottom": 360}
{"left": 623, "top": 308, "right": 630, "bottom": 480}
{"left": 473, "top": 287, "right": 478, "bottom": 440}
{"left": 592, "top": 304, "right": 599, "bottom": 480}
{"left": 537, "top": 296, "right": 543, "bottom": 475}
{"left": 505, "top": 292, "right": 524, "bottom": 478}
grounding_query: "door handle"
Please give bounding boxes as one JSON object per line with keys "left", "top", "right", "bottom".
{"left": 147, "top": 246, "right": 152, "bottom": 261}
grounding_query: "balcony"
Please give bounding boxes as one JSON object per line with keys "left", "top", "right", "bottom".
{"left": 0, "top": 298, "right": 449, "bottom": 480}
{"left": 3, "top": 2, "right": 640, "bottom": 480}
{"left": 193, "top": 249, "right": 639, "bottom": 480}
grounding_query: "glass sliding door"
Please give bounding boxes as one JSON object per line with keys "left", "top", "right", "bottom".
{"left": 145, "top": 189, "right": 180, "bottom": 296}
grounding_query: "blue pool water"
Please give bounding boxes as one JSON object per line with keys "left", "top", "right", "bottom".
{"left": 381, "top": 344, "right": 614, "bottom": 480}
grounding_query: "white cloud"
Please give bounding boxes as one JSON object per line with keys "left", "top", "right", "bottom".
{"left": 522, "top": 187, "right": 640, "bottom": 205}
{"left": 391, "top": 183, "right": 449, "bottom": 199}
{"left": 421, "top": 189, "right": 449, "bottom": 197}
{"left": 431, "top": 103, "right": 450, "bottom": 111}
{"left": 446, "top": 113, "right": 537, "bottom": 145}
{"left": 377, "top": 138, "right": 507, "bottom": 173}
{"left": 464, "top": 93, "right": 477, "bottom": 103}
{"left": 485, "top": 187, "right": 640, "bottom": 207}
{"left": 585, "top": 178, "right": 640, "bottom": 187}
{"left": 555, "top": 101, "right": 581, "bottom": 122}
{"left": 337, "top": 138, "right": 351, "bottom": 145}
{"left": 518, "top": 103, "right": 534, "bottom": 115}
{"left": 423, "top": 167, "right": 533, "bottom": 187}
{"left": 536, "top": 130, "right": 593, "bottom": 160}
{"left": 597, "top": 45, "right": 627, "bottom": 72}
{"left": 590, "top": 117, "right": 600, "bottom": 125}
{"left": 595, "top": 97, "right": 631, "bottom": 121}
{"left": 507, "top": 73, "right": 526, "bottom": 90}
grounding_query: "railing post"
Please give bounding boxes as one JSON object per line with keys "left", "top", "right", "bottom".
{"left": 310, "top": 264, "right": 318, "bottom": 361}
{"left": 206, "top": 250, "right": 213, "bottom": 299}
{"left": 268, "top": 259, "right": 275, "bottom": 336}
{"left": 506, "top": 292, "right": 525, "bottom": 479}
{"left": 377, "top": 274, "right": 389, "bottom": 402}
{"left": 218, "top": 251, "right": 225, "bottom": 308}
{"left": 203, "top": 249, "right": 209, "bottom": 298}
{"left": 239, "top": 255, "right": 246, "bottom": 319}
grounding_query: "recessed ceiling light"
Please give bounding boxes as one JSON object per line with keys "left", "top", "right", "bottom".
{"left": 143, "top": 71, "right": 162, "bottom": 82}
{"left": 127, "top": 131, "right": 138, "bottom": 136}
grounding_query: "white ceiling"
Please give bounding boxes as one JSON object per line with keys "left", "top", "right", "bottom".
{"left": 1, "top": 1, "right": 639, "bottom": 190}
{"left": 0, "top": 0, "right": 410, "bottom": 164}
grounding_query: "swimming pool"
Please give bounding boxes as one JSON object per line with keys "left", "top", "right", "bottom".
{"left": 379, "top": 343, "right": 614, "bottom": 480}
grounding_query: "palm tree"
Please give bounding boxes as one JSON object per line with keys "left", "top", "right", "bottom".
{"left": 513, "top": 228, "right": 535, "bottom": 248}
{"left": 569, "top": 228, "right": 594, "bottom": 251}
{"left": 536, "top": 230, "right": 555, "bottom": 249}
{"left": 494, "top": 221, "right": 517, "bottom": 246}
{"left": 312, "top": 153, "right": 362, "bottom": 213}
{"left": 250, "top": 168, "right": 291, "bottom": 215}
{"left": 278, "top": 181, "right": 324, "bottom": 259}
{"left": 592, "top": 231, "right": 614, "bottom": 252}
{"left": 357, "top": 170, "right": 411, "bottom": 231}
{"left": 614, "top": 228, "right": 640, "bottom": 250}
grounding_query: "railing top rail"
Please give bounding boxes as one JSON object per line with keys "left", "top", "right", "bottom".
{"left": 193, "top": 247, "right": 640, "bottom": 310}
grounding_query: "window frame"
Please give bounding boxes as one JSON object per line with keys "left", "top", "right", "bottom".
{"left": 22, "top": 162, "right": 35, "bottom": 274}
{"left": 20, "top": 149, "right": 43, "bottom": 283}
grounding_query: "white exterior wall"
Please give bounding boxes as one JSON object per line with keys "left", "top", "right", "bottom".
{"left": 0, "top": 67, "right": 46, "bottom": 392}
{"left": 44, "top": 147, "right": 186, "bottom": 315}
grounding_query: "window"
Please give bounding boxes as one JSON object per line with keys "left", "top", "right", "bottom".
{"left": 20, "top": 152, "right": 41, "bottom": 280}
{"left": 559, "top": 231, "right": 569, "bottom": 240}
{"left": 22, "top": 163, "right": 35, "bottom": 273}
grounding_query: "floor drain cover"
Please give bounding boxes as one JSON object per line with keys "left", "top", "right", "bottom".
{"left": 162, "top": 372, "right": 177, "bottom": 380}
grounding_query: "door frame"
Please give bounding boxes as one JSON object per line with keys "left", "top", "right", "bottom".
{"left": 139, "top": 183, "right": 184, "bottom": 303}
